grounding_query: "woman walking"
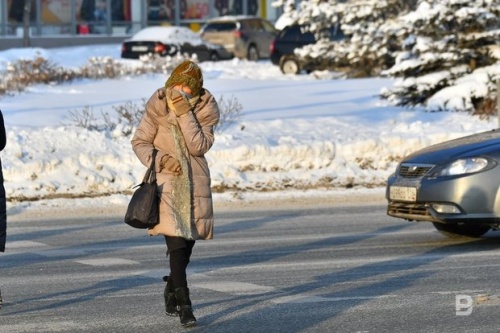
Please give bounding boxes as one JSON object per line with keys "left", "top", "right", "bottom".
{"left": 131, "top": 60, "right": 220, "bottom": 327}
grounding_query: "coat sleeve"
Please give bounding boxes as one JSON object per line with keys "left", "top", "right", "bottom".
{"left": 177, "top": 92, "right": 220, "bottom": 157}
{"left": 131, "top": 90, "right": 167, "bottom": 170}
{"left": 0, "top": 110, "right": 6, "bottom": 152}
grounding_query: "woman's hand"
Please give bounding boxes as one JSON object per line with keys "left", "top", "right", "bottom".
{"left": 160, "top": 155, "right": 182, "bottom": 175}
{"left": 167, "top": 88, "right": 191, "bottom": 117}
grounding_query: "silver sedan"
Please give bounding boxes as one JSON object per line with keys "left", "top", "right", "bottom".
{"left": 386, "top": 129, "right": 500, "bottom": 237}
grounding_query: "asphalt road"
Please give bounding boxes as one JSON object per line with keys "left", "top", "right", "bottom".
{"left": 2, "top": 201, "right": 500, "bottom": 333}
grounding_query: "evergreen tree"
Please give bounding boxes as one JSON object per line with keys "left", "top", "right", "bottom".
{"left": 381, "top": 0, "right": 500, "bottom": 114}
{"left": 273, "top": 0, "right": 418, "bottom": 77}
{"left": 273, "top": 0, "right": 500, "bottom": 113}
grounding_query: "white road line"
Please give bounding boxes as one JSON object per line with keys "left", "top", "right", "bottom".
{"left": 272, "top": 294, "right": 398, "bottom": 304}
{"left": 75, "top": 258, "right": 139, "bottom": 266}
{"left": 195, "top": 281, "right": 276, "bottom": 295}
{"left": 39, "top": 248, "right": 88, "bottom": 257}
{"left": 5, "top": 240, "right": 49, "bottom": 249}
{"left": 1, "top": 321, "right": 79, "bottom": 333}
{"left": 193, "top": 280, "right": 401, "bottom": 303}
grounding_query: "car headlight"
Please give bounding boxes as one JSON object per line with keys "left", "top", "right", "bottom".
{"left": 432, "top": 157, "right": 495, "bottom": 177}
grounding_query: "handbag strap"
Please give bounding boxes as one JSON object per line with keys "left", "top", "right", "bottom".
{"left": 142, "top": 148, "right": 158, "bottom": 184}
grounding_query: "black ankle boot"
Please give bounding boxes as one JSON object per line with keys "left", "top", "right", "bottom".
{"left": 175, "top": 287, "right": 196, "bottom": 327}
{"left": 162, "top": 276, "right": 178, "bottom": 316}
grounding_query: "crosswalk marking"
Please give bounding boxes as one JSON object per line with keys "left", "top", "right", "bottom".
{"left": 75, "top": 258, "right": 139, "bottom": 266}
{"left": 1, "top": 321, "right": 79, "bottom": 333}
{"left": 6, "top": 240, "right": 49, "bottom": 249}
{"left": 272, "top": 294, "right": 398, "bottom": 304}
{"left": 39, "top": 248, "right": 87, "bottom": 257}
{"left": 195, "top": 281, "right": 275, "bottom": 295}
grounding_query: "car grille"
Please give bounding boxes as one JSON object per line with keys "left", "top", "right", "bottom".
{"left": 388, "top": 202, "right": 428, "bottom": 216}
{"left": 387, "top": 201, "right": 437, "bottom": 222}
{"left": 398, "top": 164, "right": 434, "bottom": 178}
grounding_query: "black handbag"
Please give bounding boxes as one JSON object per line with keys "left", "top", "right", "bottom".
{"left": 124, "top": 149, "right": 160, "bottom": 229}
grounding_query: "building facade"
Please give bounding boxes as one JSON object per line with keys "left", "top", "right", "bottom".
{"left": 0, "top": 0, "right": 280, "bottom": 37}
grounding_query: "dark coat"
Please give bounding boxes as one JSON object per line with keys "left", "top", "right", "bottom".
{"left": 0, "top": 110, "right": 6, "bottom": 252}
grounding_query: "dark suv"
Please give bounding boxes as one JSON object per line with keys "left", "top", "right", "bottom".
{"left": 200, "top": 16, "right": 278, "bottom": 61}
{"left": 270, "top": 24, "right": 344, "bottom": 74}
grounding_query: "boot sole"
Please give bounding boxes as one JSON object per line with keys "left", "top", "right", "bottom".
{"left": 181, "top": 321, "right": 196, "bottom": 327}
{"left": 166, "top": 312, "right": 179, "bottom": 317}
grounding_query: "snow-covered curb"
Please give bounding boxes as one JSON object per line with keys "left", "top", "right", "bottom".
{"left": 7, "top": 187, "right": 387, "bottom": 221}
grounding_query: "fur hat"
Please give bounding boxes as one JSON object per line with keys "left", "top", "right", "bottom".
{"left": 165, "top": 60, "right": 203, "bottom": 97}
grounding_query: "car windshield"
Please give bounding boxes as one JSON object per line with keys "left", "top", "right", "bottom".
{"left": 202, "top": 22, "right": 237, "bottom": 32}
{"left": 279, "top": 24, "right": 343, "bottom": 43}
{"left": 280, "top": 26, "right": 315, "bottom": 42}
{"left": 241, "top": 19, "right": 261, "bottom": 31}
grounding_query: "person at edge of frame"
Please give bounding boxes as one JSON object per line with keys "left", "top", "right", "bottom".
{"left": 0, "top": 109, "right": 8, "bottom": 310}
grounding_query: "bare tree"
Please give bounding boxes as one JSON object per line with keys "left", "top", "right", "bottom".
{"left": 23, "top": 0, "right": 33, "bottom": 47}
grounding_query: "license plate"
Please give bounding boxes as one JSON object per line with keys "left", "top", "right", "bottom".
{"left": 389, "top": 186, "right": 417, "bottom": 202}
{"left": 132, "top": 46, "right": 148, "bottom": 52}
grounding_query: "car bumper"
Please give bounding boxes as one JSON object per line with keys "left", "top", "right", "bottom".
{"left": 386, "top": 168, "right": 500, "bottom": 225}
{"left": 121, "top": 52, "right": 141, "bottom": 59}
{"left": 270, "top": 53, "right": 281, "bottom": 65}
{"left": 215, "top": 48, "right": 234, "bottom": 59}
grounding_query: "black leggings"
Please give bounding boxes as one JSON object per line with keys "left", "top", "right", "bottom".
{"left": 165, "top": 236, "right": 195, "bottom": 289}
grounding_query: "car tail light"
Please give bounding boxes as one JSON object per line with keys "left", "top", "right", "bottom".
{"left": 234, "top": 30, "right": 243, "bottom": 38}
{"left": 154, "top": 43, "right": 167, "bottom": 54}
{"left": 121, "top": 44, "right": 126, "bottom": 52}
{"left": 269, "top": 39, "right": 275, "bottom": 55}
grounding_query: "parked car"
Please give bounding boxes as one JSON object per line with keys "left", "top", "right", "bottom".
{"left": 270, "top": 24, "right": 344, "bottom": 74}
{"left": 386, "top": 129, "right": 500, "bottom": 238}
{"left": 121, "top": 26, "right": 232, "bottom": 61}
{"left": 200, "top": 16, "right": 278, "bottom": 61}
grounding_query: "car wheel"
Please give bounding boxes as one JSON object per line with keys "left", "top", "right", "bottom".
{"left": 280, "top": 57, "right": 300, "bottom": 75}
{"left": 432, "top": 222, "right": 490, "bottom": 238}
{"left": 209, "top": 52, "right": 219, "bottom": 61}
{"left": 247, "top": 45, "right": 259, "bottom": 61}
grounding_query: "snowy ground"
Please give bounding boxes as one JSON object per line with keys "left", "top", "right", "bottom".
{"left": 0, "top": 44, "right": 497, "bottom": 218}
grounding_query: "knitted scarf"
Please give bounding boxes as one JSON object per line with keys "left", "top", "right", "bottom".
{"left": 167, "top": 96, "right": 199, "bottom": 240}
{"left": 171, "top": 122, "right": 197, "bottom": 239}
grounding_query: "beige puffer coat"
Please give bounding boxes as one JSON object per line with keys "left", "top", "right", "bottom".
{"left": 131, "top": 87, "right": 220, "bottom": 240}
